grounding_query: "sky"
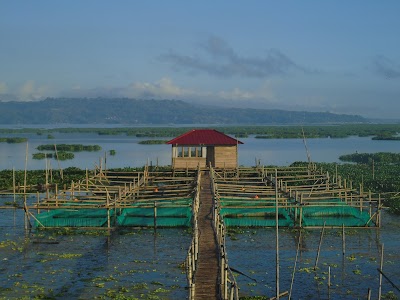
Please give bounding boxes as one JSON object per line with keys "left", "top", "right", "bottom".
{"left": 1, "top": 1, "right": 400, "bottom": 119}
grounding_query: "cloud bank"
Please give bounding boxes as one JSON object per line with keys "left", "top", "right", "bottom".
{"left": 372, "top": 55, "right": 400, "bottom": 79}
{"left": 160, "top": 36, "right": 311, "bottom": 78}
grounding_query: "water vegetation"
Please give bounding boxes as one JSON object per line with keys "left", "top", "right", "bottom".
{"left": 32, "top": 152, "right": 53, "bottom": 160}
{"left": 0, "top": 137, "right": 28, "bottom": 143}
{"left": 32, "top": 151, "right": 74, "bottom": 160}
{"left": 138, "top": 140, "right": 168, "bottom": 145}
{"left": 37, "top": 144, "right": 101, "bottom": 152}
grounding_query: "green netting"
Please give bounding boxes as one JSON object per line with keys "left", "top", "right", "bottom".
{"left": 220, "top": 207, "right": 293, "bottom": 227}
{"left": 219, "top": 200, "right": 277, "bottom": 207}
{"left": 218, "top": 198, "right": 373, "bottom": 227}
{"left": 34, "top": 198, "right": 193, "bottom": 228}
{"left": 299, "top": 205, "right": 371, "bottom": 227}
{"left": 35, "top": 209, "right": 113, "bottom": 227}
{"left": 223, "top": 217, "right": 293, "bottom": 227}
{"left": 117, "top": 206, "right": 192, "bottom": 227}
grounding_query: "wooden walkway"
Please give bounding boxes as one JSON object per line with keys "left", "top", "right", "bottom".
{"left": 194, "top": 171, "right": 219, "bottom": 299}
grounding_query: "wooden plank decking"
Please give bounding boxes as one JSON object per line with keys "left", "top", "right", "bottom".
{"left": 194, "top": 171, "right": 219, "bottom": 299}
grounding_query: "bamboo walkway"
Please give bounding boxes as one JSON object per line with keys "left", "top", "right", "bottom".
{"left": 194, "top": 171, "right": 219, "bottom": 299}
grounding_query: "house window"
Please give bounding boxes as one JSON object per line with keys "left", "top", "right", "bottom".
{"left": 175, "top": 146, "right": 203, "bottom": 158}
{"left": 184, "top": 147, "right": 189, "bottom": 157}
{"left": 177, "top": 147, "right": 183, "bottom": 157}
{"left": 191, "top": 146, "right": 202, "bottom": 157}
{"left": 191, "top": 147, "right": 196, "bottom": 157}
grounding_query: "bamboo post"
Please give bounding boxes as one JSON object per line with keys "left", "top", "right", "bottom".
{"left": 314, "top": 221, "right": 326, "bottom": 270}
{"left": 71, "top": 180, "right": 74, "bottom": 200}
{"left": 104, "top": 151, "right": 107, "bottom": 171}
{"left": 54, "top": 144, "right": 63, "bottom": 180}
{"left": 378, "top": 243, "right": 384, "bottom": 300}
{"left": 335, "top": 163, "right": 338, "bottom": 185}
{"left": 299, "top": 193, "right": 303, "bottom": 228}
{"left": 221, "top": 250, "right": 225, "bottom": 299}
{"left": 86, "top": 168, "right": 89, "bottom": 190}
{"left": 37, "top": 191, "right": 40, "bottom": 214}
{"left": 342, "top": 224, "right": 346, "bottom": 256}
{"left": 12, "top": 167, "right": 16, "bottom": 204}
{"left": 154, "top": 201, "right": 157, "bottom": 230}
{"left": 289, "top": 230, "right": 302, "bottom": 300}
{"left": 367, "top": 288, "right": 371, "bottom": 300}
{"left": 378, "top": 194, "right": 382, "bottom": 227}
{"left": 49, "top": 159, "right": 53, "bottom": 183}
{"left": 45, "top": 158, "right": 48, "bottom": 187}
{"left": 275, "top": 168, "right": 280, "bottom": 299}
{"left": 106, "top": 188, "right": 110, "bottom": 229}
{"left": 294, "top": 191, "right": 298, "bottom": 224}
{"left": 328, "top": 266, "right": 331, "bottom": 288}
{"left": 55, "top": 184, "right": 58, "bottom": 207}
{"left": 23, "top": 142, "right": 29, "bottom": 230}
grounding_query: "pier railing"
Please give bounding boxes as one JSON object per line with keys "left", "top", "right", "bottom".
{"left": 210, "top": 167, "right": 239, "bottom": 300}
{"left": 186, "top": 167, "right": 201, "bottom": 299}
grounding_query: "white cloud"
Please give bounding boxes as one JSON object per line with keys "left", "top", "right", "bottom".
{"left": 18, "top": 80, "right": 48, "bottom": 101}
{"left": 58, "top": 77, "right": 281, "bottom": 110}
{"left": 217, "top": 88, "right": 254, "bottom": 100}
{"left": 0, "top": 82, "right": 8, "bottom": 94}
{"left": 125, "top": 77, "right": 191, "bottom": 98}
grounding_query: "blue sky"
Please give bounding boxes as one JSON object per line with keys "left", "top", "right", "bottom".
{"left": 1, "top": 1, "right": 400, "bottom": 118}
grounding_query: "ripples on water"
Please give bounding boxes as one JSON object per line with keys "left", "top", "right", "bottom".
{"left": 0, "top": 197, "right": 190, "bottom": 299}
{"left": 226, "top": 212, "right": 400, "bottom": 299}
{"left": 1, "top": 198, "right": 399, "bottom": 299}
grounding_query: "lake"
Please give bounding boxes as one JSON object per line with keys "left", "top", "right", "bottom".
{"left": 1, "top": 131, "right": 400, "bottom": 170}
{"left": 0, "top": 129, "right": 399, "bottom": 299}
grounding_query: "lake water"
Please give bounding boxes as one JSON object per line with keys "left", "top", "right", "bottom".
{"left": 1, "top": 132, "right": 399, "bottom": 170}
{"left": 226, "top": 212, "right": 400, "bottom": 299}
{"left": 1, "top": 129, "right": 400, "bottom": 299}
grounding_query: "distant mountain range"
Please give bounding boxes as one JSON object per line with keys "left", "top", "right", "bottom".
{"left": 0, "top": 98, "right": 366, "bottom": 125}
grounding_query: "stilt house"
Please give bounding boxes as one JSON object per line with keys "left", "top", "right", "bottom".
{"left": 166, "top": 129, "right": 243, "bottom": 169}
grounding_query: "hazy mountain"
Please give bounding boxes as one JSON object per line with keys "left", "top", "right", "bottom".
{"left": 0, "top": 98, "right": 366, "bottom": 125}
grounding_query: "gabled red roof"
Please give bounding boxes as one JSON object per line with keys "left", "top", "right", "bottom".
{"left": 167, "top": 129, "right": 243, "bottom": 146}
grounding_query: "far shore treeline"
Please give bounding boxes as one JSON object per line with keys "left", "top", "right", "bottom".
{"left": 0, "top": 98, "right": 366, "bottom": 125}
{"left": 1, "top": 124, "right": 400, "bottom": 140}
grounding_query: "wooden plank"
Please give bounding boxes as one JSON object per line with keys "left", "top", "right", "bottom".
{"left": 194, "top": 171, "right": 219, "bottom": 299}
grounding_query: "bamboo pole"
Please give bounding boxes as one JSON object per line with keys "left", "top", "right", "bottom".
{"left": 289, "top": 230, "right": 301, "bottom": 299}
{"left": 13, "top": 167, "right": 16, "bottom": 204}
{"left": 328, "top": 266, "right": 331, "bottom": 288}
{"left": 378, "top": 243, "right": 384, "bottom": 300}
{"left": 378, "top": 194, "right": 382, "bottom": 227}
{"left": 342, "top": 224, "right": 346, "bottom": 256}
{"left": 314, "top": 221, "right": 326, "bottom": 270}
{"left": 86, "top": 168, "right": 89, "bottom": 190}
{"left": 23, "top": 142, "right": 30, "bottom": 230}
{"left": 154, "top": 201, "right": 157, "bottom": 230}
{"left": 54, "top": 144, "right": 63, "bottom": 180}
{"left": 275, "top": 168, "right": 280, "bottom": 299}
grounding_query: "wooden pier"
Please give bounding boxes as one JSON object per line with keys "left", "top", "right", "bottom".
{"left": 194, "top": 171, "right": 219, "bottom": 299}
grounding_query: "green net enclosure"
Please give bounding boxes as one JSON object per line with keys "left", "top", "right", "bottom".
{"left": 286, "top": 198, "right": 372, "bottom": 227}
{"left": 219, "top": 198, "right": 293, "bottom": 227}
{"left": 35, "top": 209, "right": 113, "bottom": 227}
{"left": 34, "top": 198, "right": 193, "bottom": 228}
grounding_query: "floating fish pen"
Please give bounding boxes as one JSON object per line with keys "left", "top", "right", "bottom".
{"left": 211, "top": 165, "right": 381, "bottom": 228}
{"left": 0, "top": 165, "right": 381, "bottom": 229}
{"left": 30, "top": 167, "right": 199, "bottom": 228}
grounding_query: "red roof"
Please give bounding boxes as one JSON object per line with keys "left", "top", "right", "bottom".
{"left": 167, "top": 129, "right": 243, "bottom": 146}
